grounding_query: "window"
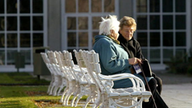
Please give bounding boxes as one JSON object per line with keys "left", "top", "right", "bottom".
{"left": 62, "top": 0, "right": 118, "bottom": 52}
{"left": 0, "top": 0, "right": 47, "bottom": 67}
{"left": 134, "top": 0, "right": 190, "bottom": 66}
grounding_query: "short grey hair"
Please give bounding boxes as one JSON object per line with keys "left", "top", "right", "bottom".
{"left": 99, "top": 15, "right": 120, "bottom": 35}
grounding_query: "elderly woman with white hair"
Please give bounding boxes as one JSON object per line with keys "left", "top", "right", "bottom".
{"left": 92, "top": 15, "right": 153, "bottom": 88}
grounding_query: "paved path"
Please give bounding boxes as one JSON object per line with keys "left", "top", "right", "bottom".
{"left": 162, "top": 83, "right": 192, "bottom": 108}
{"left": 155, "top": 72, "right": 192, "bottom": 108}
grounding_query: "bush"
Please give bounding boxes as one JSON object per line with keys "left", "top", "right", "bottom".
{"left": 166, "top": 53, "right": 192, "bottom": 75}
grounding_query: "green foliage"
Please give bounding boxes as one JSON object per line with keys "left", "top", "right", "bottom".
{"left": 166, "top": 53, "right": 192, "bottom": 75}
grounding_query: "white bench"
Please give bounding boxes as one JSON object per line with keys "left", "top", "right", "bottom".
{"left": 41, "top": 50, "right": 152, "bottom": 108}
{"left": 41, "top": 52, "right": 65, "bottom": 96}
{"left": 81, "top": 50, "right": 152, "bottom": 108}
{"left": 55, "top": 50, "right": 98, "bottom": 107}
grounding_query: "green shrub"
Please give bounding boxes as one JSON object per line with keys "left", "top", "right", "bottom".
{"left": 166, "top": 53, "right": 192, "bottom": 75}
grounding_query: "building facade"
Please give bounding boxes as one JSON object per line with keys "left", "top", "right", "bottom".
{"left": 0, "top": 0, "right": 191, "bottom": 72}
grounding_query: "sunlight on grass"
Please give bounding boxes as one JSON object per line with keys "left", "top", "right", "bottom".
{"left": 0, "top": 95, "right": 61, "bottom": 108}
{"left": 0, "top": 72, "right": 91, "bottom": 108}
{"left": 0, "top": 86, "right": 90, "bottom": 108}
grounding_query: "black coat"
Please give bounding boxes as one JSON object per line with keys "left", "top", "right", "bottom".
{"left": 118, "top": 34, "right": 143, "bottom": 59}
{"left": 118, "top": 34, "right": 168, "bottom": 108}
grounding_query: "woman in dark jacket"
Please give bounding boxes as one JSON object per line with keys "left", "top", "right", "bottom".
{"left": 118, "top": 16, "right": 168, "bottom": 108}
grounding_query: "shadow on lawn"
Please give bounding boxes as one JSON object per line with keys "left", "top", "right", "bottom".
{"left": 0, "top": 72, "right": 50, "bottom": 85}
{"left": 0, "top": 100, "right": 23, "bottom": 108}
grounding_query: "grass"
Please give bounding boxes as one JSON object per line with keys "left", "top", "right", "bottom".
{"left": 0, "top": 72, "right": 88, "bottom": 108}
{"left": 0, "top": 86, "right": 58, "bottom": 108}
{"left": 0, "top": 72, "right": 49, "bottom": 85}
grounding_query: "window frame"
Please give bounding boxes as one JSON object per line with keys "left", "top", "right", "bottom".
{"left": 61, "top": 0, "right": 119, "bottom": 51}
{"left": 133, "top": 0, "right": 191, "bottom": 70}
{"left": 0, "top": 0, "right": 47, "bottom": 71}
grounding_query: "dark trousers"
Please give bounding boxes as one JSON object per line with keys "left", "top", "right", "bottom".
{"left": 142, "top": 79, "right": 168, "bottom": 108}
{"left": 152, "top": 73, "right": 162, "bottom": 95}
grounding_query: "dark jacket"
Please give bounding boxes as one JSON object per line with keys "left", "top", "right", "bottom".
{"left": 118, "top": 33, "right": 143, "bottom": 59}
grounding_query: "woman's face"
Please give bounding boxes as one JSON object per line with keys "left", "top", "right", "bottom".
{"left": 119, "top": 26, "right": 135, "bottom": 41}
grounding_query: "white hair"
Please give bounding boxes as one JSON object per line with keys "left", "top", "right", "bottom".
{"left": 99, "top": 15, "right": 120, "bottom": 35}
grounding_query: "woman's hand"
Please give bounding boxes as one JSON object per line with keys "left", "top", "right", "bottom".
{"left": 128, "top": 57, "right": 142, "bottom": 65}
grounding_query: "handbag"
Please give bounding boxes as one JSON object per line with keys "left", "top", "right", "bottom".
{"left": 140, "top": 59, "right": 153, "bottom": 77}
{"left": 132, "top": 58, "right": 152, "bottom": 77}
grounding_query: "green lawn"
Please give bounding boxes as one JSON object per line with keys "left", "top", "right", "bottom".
{"left": 0, "top": 86, "right": 58, "bottom": 108}
{"left": 0, "top": 72, "right": 88, "bottom": 108}
{"left": 0, "top": 72, "right": 49, "bottom": 85}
